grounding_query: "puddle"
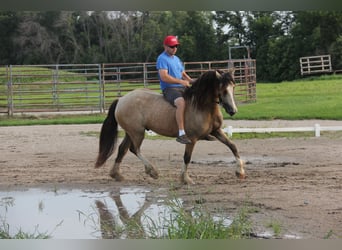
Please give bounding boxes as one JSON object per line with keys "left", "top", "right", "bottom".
{"left": 0, "top": 187, "right": 172, "bottom": 239}
{"left": 0, "top": 187, "right": 234, "bottom": 239}
{"left": 0, "top": 187, "right": 302, "bottom": 239}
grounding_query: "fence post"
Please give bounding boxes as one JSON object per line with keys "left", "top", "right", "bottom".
{"left": 7, "top": 65, "right": 13, "bottom": 116}
{"left": 143, "top": 63, "right": 147, "bottom": 88}
{"left": 315, "top": 123, "right": 320, "bottom": 137}
{"left": 227, "top": 126, "right": 233, "bottom": 137}
{"left": 52, "top": 65, "right": 59, "bottom": 110}
{"left": 98, "top": 64, "right": 104, "bottom": 113}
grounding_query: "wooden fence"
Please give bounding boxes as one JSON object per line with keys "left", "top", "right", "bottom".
{"left": 0, "top": 60, "right": 256, "bottom": 116}
{"left": 299, "top": 55, "right": 332, "bottom": 76}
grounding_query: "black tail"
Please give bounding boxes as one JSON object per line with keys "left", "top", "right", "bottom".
{"left": 95, "top": 99, "right": 119, "bottom": 168}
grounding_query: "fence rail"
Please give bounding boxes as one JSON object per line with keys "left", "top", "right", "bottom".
{"left": 0, "top": 60, "right": 256, "bottom": 116}
{"left": 223, "top": 124, "right": 342, "bottom": 137}
{"left": 143, "top": 123, "right": 342, "bottom": 137}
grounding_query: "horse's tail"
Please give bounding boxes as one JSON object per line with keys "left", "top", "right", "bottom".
{"left": 95, "top": 99, "right": 119, "bottom": 168}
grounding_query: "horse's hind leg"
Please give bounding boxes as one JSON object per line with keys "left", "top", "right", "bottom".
{"left": 110, "top": 133, "right": 131, "bottom": 181}
{"left": 134, "top": 150, "right": 159, "bottom": 179}
{"left": 133, "top": 150, "right": 159, "bottom": 179}
{"left": 128, "top": 131, "right": 159, "bottom": 179}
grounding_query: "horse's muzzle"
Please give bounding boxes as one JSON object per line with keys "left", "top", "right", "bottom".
{"left": 223, "top": 103, "right": 237, "bottom": 116}
{"left": 228, "top": 111, "right": 236, "bottom": 116}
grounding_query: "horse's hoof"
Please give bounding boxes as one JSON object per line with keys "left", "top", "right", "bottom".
{"left": 146, "top": 168, "right": 159, "bottom": 179}
{"left": 150, "top": 171, "right": 159, "bottom": 179}
{"left": 235, "top": 171, "right": 246, "bottom": 179}
{"left": 110, "top": 172, "right": 124, "bottom": 181}
{"left": 181, "top": 174, "right": 195, "bottom": 185}
{"left": 183, "top": 179, "right": 195, "bottom": 185}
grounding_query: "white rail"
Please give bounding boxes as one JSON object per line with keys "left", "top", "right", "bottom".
{"left": 145, "top": 124, "right": 342, "bottom": 138}
{"left": 223, "top": 124, "right": 342, "bottom": 137}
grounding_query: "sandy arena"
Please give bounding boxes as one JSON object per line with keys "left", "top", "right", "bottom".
{"left": 0, "top": 120, "right": 341, "bottom": 238}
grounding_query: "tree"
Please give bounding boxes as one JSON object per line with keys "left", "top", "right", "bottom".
{"left": 245, "top": 12, "right": 284, "bottom": 81}
{"left": 214, "top": 11, "right": 248, "bottom": 47}
{"left": 134, "top": 11, "right": 165, "bottom": 62}
{"left": 2, "top": 10, "right": 342, "bottom": 81}
{"left": 13, "top": 12, "right": 50, "bottom": 64}
{"left": 175, "top": 11, "right": 217, "bottom": 61}
{"left": 47, "top": 11, "right": 84, "bottom": 63}
{"left": 0, "top": 11, "right": 19, "bottom": 64}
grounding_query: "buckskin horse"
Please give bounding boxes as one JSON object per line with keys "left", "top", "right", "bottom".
{"left": 95, "top": 69, "right": 245, "bottom": 184}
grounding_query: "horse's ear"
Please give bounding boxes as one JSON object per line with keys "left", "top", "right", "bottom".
{"left": 215, "top": 70, "right": 222, "bottom": 79}
{"left": 228, "top": 67, "right": 236, "bottom": 75}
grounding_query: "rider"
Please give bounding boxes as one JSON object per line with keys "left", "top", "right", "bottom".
{"left": 156, "top": 35, "right": 193, "bottom": 144}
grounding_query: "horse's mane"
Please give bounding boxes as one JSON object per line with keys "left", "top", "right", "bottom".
{"left": 184, "top": 70, "right": 230, "bottom": 111}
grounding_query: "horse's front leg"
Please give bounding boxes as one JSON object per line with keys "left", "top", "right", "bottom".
{"left": 180, "top": 143, "right": 196, "bottom": 185}
{"left": 211, "top": 129, "right": 246, "bottom": 179}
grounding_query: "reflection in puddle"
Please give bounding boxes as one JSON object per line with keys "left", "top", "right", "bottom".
{"left": 0, "top": 187, "right": 170, "bottom": 239}
{"left": 0, "top": 188, "right": 300, "bottom": 239}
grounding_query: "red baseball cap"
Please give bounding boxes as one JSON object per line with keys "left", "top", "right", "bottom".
{"left": 163, "top": 35, "right": 180, "bottom": 46}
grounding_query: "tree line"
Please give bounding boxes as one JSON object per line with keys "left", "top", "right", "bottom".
{"left": 1, "top": 11, "right": 342, "bottom": 82}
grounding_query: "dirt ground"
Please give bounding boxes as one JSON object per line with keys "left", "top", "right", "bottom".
{"left": 0, "top": 121, "right": 341, "bottom": 239}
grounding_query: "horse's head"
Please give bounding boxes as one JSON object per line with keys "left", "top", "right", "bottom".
{"left": 216, "top": 69, "right": 238, "bottom": 116}
{"left": 184, "top": 69, "right": 238, "bottom": 115}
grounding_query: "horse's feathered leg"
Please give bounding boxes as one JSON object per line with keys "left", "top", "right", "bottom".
{"left": 135, "top": 151, "right": 159, "bottom": 179}
{"left": 109, "top": 133, "right": 132, "bottom": 181}
{"left": 127, "top": 131, "right": 159, "bottom": 179}
{"left": 211, "top": 129, "right": 246, "bottom": 179}
{"left": 181, "top": 143, "right": 196, "bottom": 185}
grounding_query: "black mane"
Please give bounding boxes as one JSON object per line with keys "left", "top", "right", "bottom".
{"left": 184, "top": 70, "right": 231, "bottom": 111}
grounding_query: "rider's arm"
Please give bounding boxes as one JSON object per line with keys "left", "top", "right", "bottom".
{"left": 159, "top": 69, "right": 191, "bottom": 87}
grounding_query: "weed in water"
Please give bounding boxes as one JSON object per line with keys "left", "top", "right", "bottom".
{"left": 75, "top": 194, "right": 254, "bottom": 239}
{"left": 323, "top": 230, "right": 341, "bottom": 239}
{"left": 0, "top": 225, "right": 51, "bottom": 239}
{"left": 143, "top": 198, "right": 253, "bottom": 239}
{"left": 266, "top": 220, "right": 282, "bottom": 237}
{"left": 0, "top": 197, "right": 62, "bottom": 239}
{"left": 226, "top": 206, "right": 254, "bottom": 239}
{"left": 38, "top": 200, "right": 44, "bottom": 212}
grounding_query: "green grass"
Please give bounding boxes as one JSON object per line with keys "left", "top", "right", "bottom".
{"left": 0, "top": 113, "right": 106, "bottom": 126}
{"left": 229, "top": 75, "right": 342, "bottom": 120}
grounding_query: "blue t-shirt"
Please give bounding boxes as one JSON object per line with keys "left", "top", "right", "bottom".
{"left": 156, "top": 51, "right": 184, "bottom": 91}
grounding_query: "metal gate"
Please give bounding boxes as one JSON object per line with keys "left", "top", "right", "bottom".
{"left": 1, "top": 60, "right": 256, "bottom": 116}
{"left": 1, "top": 64, "right": 103, "bottom": 116}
